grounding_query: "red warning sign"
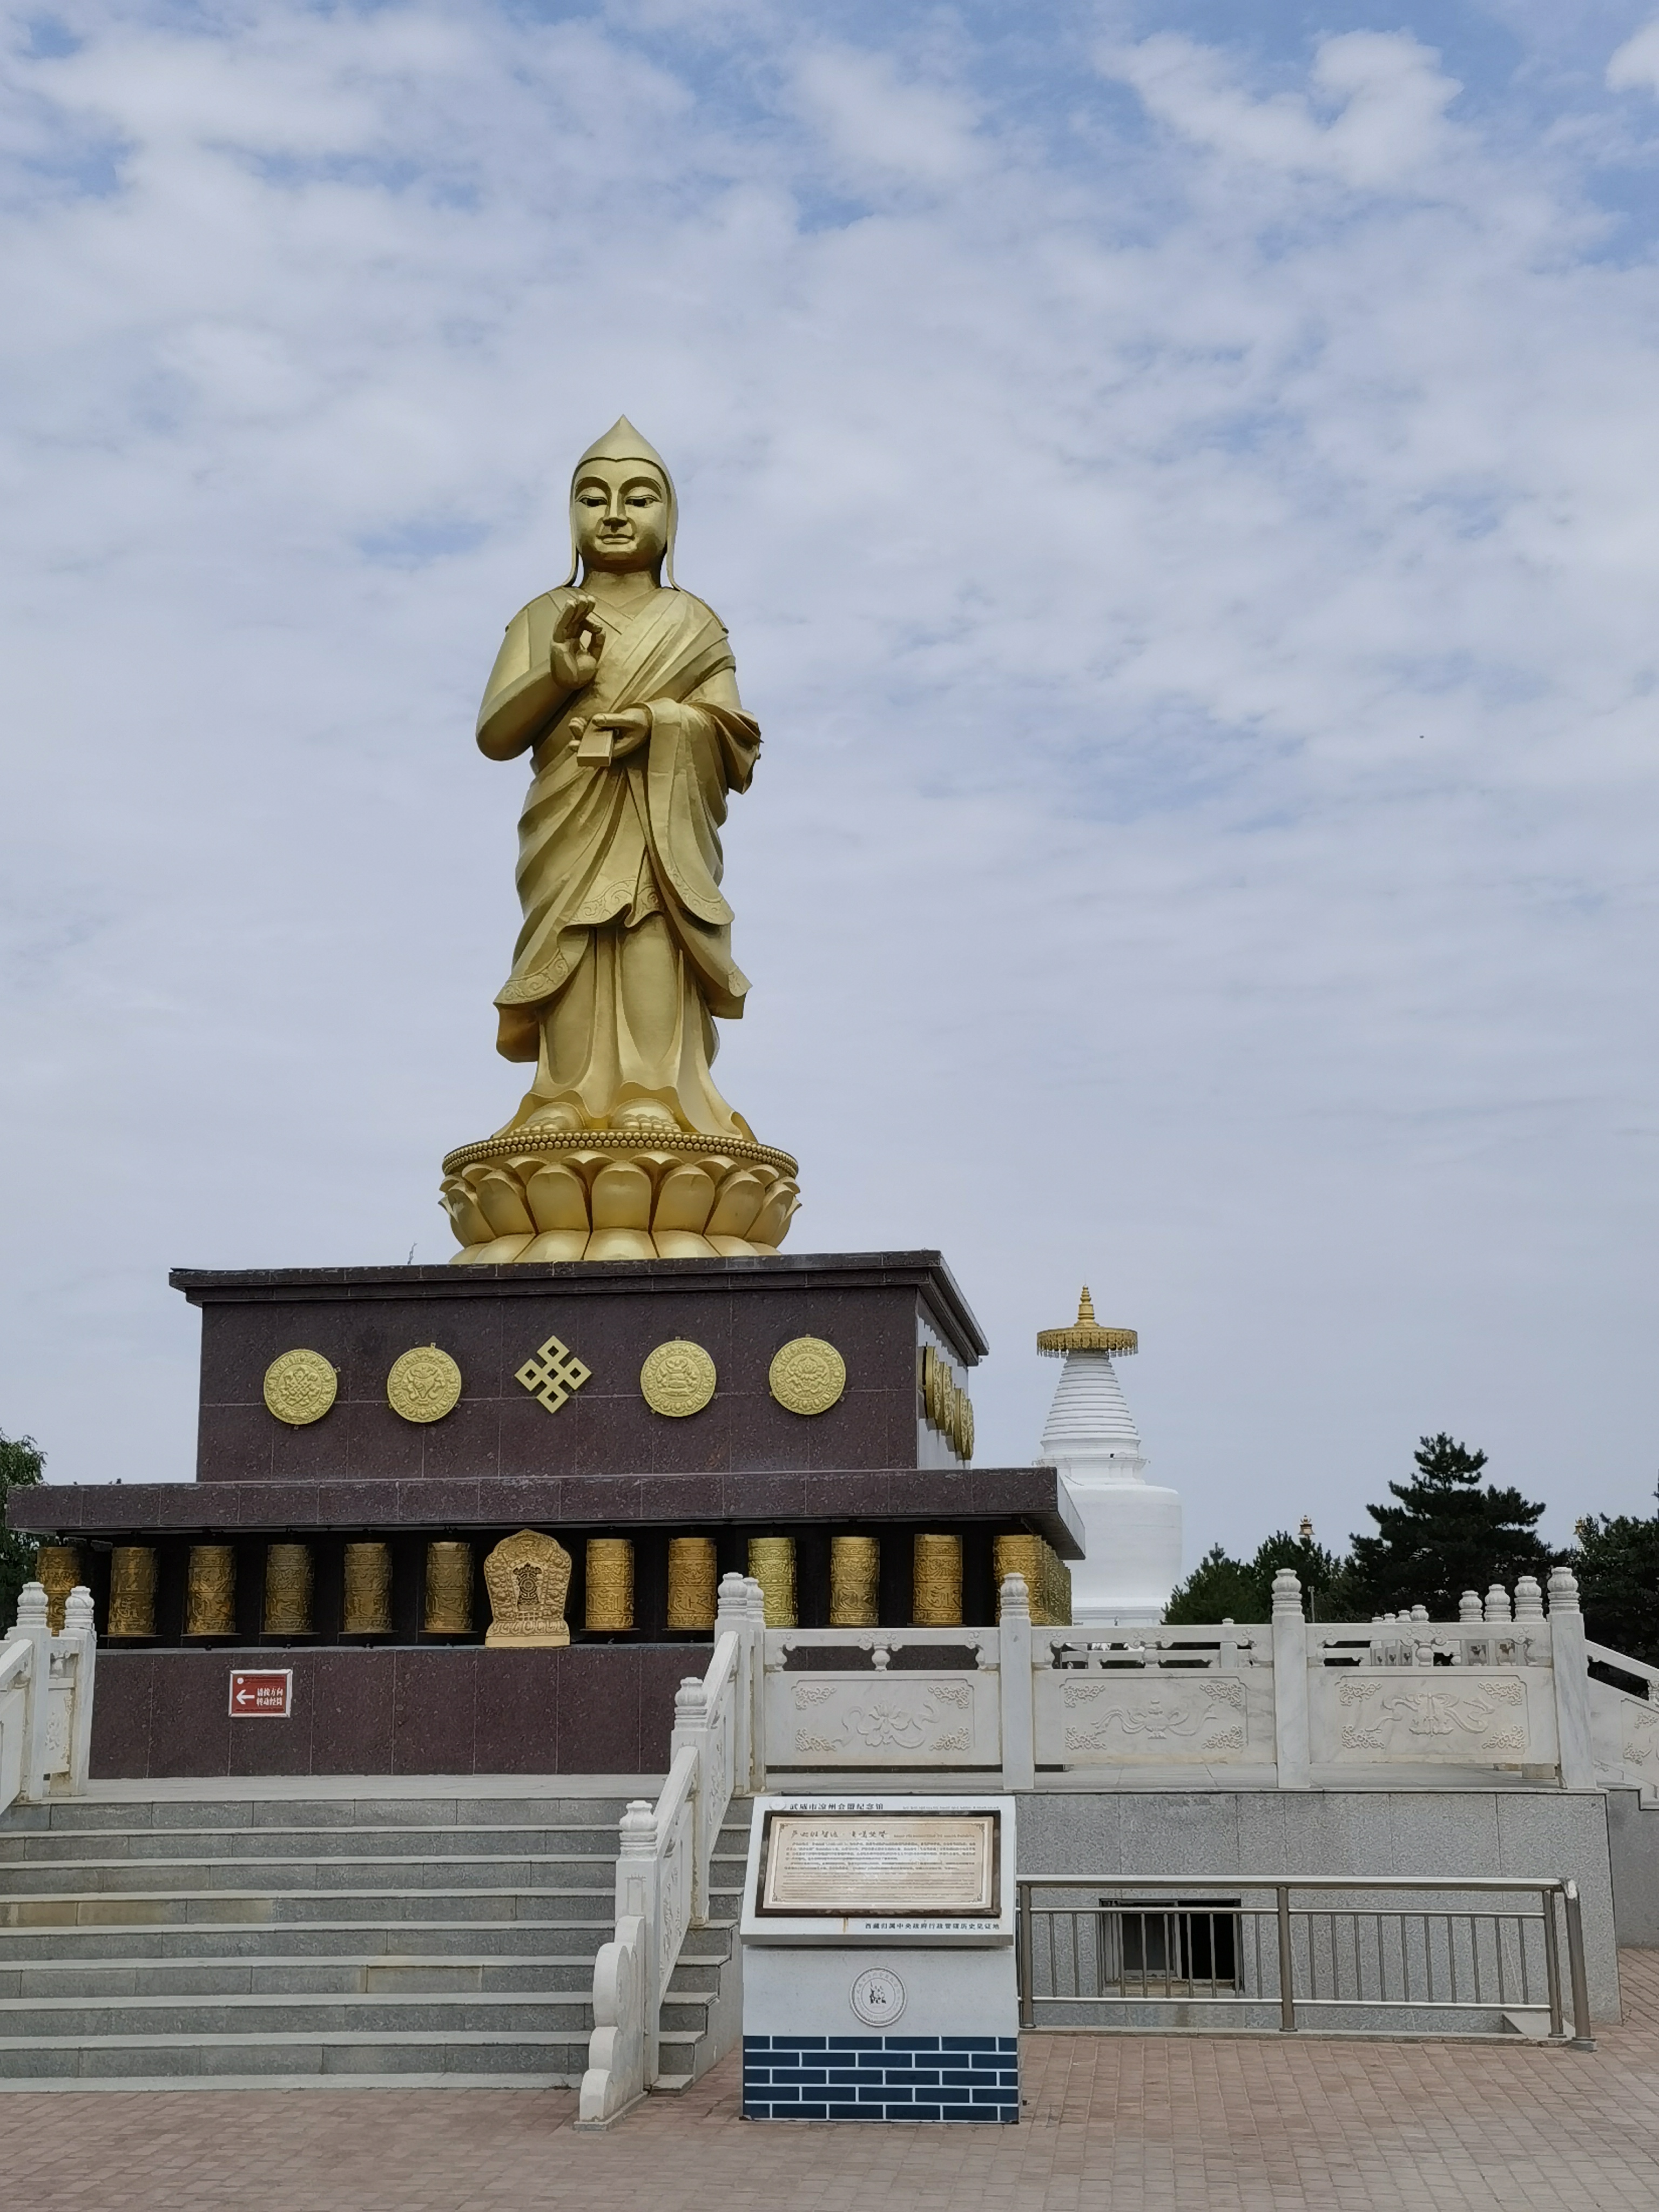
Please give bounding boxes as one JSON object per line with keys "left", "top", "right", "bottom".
{"left": 229, "top": 1669, "right": 293, "bottom": 1718}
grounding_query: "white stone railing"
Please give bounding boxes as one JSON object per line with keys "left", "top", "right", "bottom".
{"left": 0, "top": 1582, "right": 98, "bottom": 1816}
{"left": 577, "top": 1572, "right": 765, "bottom": 2126}
{"left": 756, "top": 1568, "right": 1601, "bottom": 1791}
{"left": 1586, "top": 1637, "right": 1659, "bottom": 1796}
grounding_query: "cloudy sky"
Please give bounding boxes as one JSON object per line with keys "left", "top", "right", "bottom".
{"left": 3, "top": 0, "right": 1658, "bottom": 1568}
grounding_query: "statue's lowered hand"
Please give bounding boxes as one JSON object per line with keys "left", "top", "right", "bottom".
{"left": 549, "top": 594, "right": 603, "bottom": 691}
{"left": 586, "top": 708, "right": 652, "bottom": 761}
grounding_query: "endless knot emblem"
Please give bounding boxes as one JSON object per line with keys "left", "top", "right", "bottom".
{"left": 640, "top": 1339, "right": 717, "bottom": 1418}
{"left": 514, "top": 1334, "right": 592, "bottom": 1413}
{"left": 262, "top": 1349, "right": 338, "bottom": 1427}
{"left": 768, "top": 1336, "right": 846, "bottom": 1417}
{"left": 386, "top": 1345, "right": 463, "bottom": 1424}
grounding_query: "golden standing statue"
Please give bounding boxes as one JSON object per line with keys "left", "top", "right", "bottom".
{"left": 440, "top": 421, "right": 799, "bottom": 1264}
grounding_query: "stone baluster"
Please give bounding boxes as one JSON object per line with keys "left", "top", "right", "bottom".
{"left": 1484, "top": 1584, "right": 1512, "bottom": 1624}
{"left": 1271, "top": 1570, "right": 1311, "bottom": 1788}
{"left": 1547, "top": 1567, "right": 1594, "bottom": 1790}
{"left": 613, "top": 1799, "right": 660, "bottom": 2081}
{"left": 12, "top": 1584, "right": 52, "bottom": 1805}
{"left": 671, "top": 1675, "right": 714, "bottom": 1925}
{"left": 60, "top": 1587, "right": 97, "bottom": 1796}
{"left": 1514, "top": 1576, "right": 1545, "bottom": 1621}
{"left": 997, "top": 1575, "right": 1035, "bottom": 1791}
{"left": 1459, "top": 1590, "right": 1483, "bottom": 1621}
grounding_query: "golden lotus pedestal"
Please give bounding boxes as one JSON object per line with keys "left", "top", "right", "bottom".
{"left": 439, "top": 1129, "right": 800, "bottom": 1264}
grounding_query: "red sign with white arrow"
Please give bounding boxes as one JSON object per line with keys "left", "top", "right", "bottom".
{"left": 229, "top": 1669, "right": 293, "bottom": 1718}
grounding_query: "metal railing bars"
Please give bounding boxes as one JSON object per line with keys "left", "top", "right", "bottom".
{"left": 1016, "top": 1874, "right": 1594, "bottom": 2049}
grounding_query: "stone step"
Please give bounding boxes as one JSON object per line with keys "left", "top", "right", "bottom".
{"left": 2, "top": 1800, "right": 638, "bottom": 1834}
{"left": 0, "top": 2029, "right": 591, "bottom": 2083}
{"left": 0, "top": 1826, "right": 633, "bottom": 1864}
{"left": 0, "top": 1954, "right": 723, "bottom": 1999}
{"left": 0, "top": 1917, "right": 736, "bottom": 1962}
{"left": 0, "top": 1855, "right": 622, "bottom": 1896}
{"left": 0, "top": 1992, "right": 602, "bottom": 2037}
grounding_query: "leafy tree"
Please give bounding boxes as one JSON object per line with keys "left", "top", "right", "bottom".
{"left": 1344, "top": 1433, "right": 1552, "bottom": 1620}
{"left": 0, "top": 1431, "right": 45, "bottom": 1633}
{"left": 1573, "top": 1503, "right": 1659, "bottom": 1669}
{"left": 1164, "top": 1530, "right": 1344, "bottom": 1624}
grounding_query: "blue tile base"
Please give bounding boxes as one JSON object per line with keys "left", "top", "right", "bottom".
{"left": 743, "top": 2034, "right": 1019, "bottom": 2123}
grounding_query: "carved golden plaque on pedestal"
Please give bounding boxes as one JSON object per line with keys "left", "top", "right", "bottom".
{"left": 768, "top": 1337, "right": 846, "bottom": 1417}
{"left": 640, "top": 1339, "right": 717, "bottom": 1418}
{"left": 184, "top": 1546, "right": 236, "bottom": 1637}
{"left": 386, "top": 1345, "right": 462, "bottom": 1424}
{"left": 666, "top": 1536, "right": 718, "bottom": 1630}
{"left": 262, "top": 1349, "right": 338, "bottom": 1427}
{"left": 483, "top": 1529, "right": 571, "bottom": 1646}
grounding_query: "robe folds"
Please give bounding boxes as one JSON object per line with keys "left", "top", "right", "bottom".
{"left": 481, "top": 584, "right": 761, "bottom": 1138}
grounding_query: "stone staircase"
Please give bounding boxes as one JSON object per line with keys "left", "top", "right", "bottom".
{"left": 0, "top": 1791, "right": 746, "bottom": 2089}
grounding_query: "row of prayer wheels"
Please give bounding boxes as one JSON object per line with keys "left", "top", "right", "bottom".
{"left": 78, "top": 1528, "right": 1071, "bottom": 1638}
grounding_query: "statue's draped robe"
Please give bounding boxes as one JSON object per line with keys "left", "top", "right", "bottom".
{"left": 483, "top": 586, "right": 760, "bottom": 1137}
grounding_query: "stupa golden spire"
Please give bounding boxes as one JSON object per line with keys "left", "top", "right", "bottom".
{"left": 1036, "top": 1285, "right": 1138, "bottom": 1359}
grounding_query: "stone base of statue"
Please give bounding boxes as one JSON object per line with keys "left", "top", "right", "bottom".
{"left": 440, "top": 1128, "right": 800, "bottom": 1264}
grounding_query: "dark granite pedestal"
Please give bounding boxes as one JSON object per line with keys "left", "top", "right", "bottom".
{"left": 9, "top": 1252, "right": 1081, "bottom": 1779}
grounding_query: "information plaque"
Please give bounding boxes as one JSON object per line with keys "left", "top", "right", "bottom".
{"left": 761, "top": 1813, "right": 996, "bottom": 1917}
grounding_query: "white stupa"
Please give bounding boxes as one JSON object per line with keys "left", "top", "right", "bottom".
{"left": 1036, "top": 1287, "right": 1182, "bottom": 1625}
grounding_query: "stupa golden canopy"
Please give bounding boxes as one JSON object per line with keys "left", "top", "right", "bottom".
{"left": 1036, "top": 1286, "right": 1138, "bottom": 1359}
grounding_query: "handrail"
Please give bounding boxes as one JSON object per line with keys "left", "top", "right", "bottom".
{"left": 1016, "top": 1872, "right": 1594, "bottom": 2049}
{"left": 577, "top": 1573, "right": 765, "bottom": 2127}
{"left": 1587, "top": 1640, "right": 1659, "bottom": 1693}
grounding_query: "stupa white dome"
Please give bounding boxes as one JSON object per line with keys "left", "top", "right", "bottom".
{"left": 1035, "top": 1289, "right": 1182, "bottom": 1624}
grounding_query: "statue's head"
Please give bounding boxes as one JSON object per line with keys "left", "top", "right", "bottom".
{"left": 563, "top": 416, "right": 677, "bottom": 588}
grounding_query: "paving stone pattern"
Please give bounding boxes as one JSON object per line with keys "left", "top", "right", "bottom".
{"left": 8, "top": 1951, "right": 1659, "bottom": 2205}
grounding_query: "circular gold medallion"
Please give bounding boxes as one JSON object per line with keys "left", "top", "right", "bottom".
{"left": 262, "top": 1349, "right": 338, "bottom": 1427}
{"left": 639, "top": 1339, "right": 717, "bottom": 1418}
{"left": 386, "top": 1344, "right": 463, "bottom": 1424}
{"left": 768, "top": 1336, "right": 846, "bottom": 1416}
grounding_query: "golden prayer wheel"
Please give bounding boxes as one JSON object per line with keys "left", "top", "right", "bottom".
{"left": 665, "top": 1536, "right": 718, "bottom": 1631}
{"left": 342, "top": 1542, "right": 393, "bottom": 1636}
{"left": 829, "top": 1535, "right": 880, "bottom": 1627}
{"left": 424, "top": 1541, "right": 473, "bottom": 1634}
{"left": 107, "top": 1547, "right": 158, "bottom": 1638}
{"left": 35, "top": 1546, "right": 82, "bottom": 1635}
{"left": 747, "top": 1536, "right": 797, "bottom": 1628}
{"left": 993, "top": 1534, "right": 1042, "bottom": 1618}
{"left": 585, "top": 1537, "right": 635, "bottom": 1631}
{"left": 263, "top": 1544, "right": 314, "bottom": 1636}
{"left": 912, "top": 1533, "right": 963, "bottom": 1627}
{"left": 184, "top": 1546, "right": 236, "bottom": 1638}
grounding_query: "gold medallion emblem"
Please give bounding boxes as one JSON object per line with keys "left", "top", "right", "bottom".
{"left": 768, "top": 1336, "right": 846, "bottom": 1416}
{"left": 262, "top": 1349, "right": 338, "bottom": 1427}
{"left": 386, "top": 1344, "right": 463, "bottom": 1424}
{"left": 640, "top": 1338, "right": 717, "bottom": 1418}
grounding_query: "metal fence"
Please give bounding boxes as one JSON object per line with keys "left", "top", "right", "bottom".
{"left": 1016, "top": 1875, "right": 1594, "bottom": 2047}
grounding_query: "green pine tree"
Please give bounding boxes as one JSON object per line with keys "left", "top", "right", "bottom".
{"left": 0, "top": 1430, "right": 45, "bottom": 1633}
{"left": 1164, "top": 1530, "right": 1343, "bottom": 1623}
{"left": 1345, "top": 1433, "right": 1552, "bottom": 1620}
{"left": 1573, "top": 1501, "right": 1659, "bottom": 1668}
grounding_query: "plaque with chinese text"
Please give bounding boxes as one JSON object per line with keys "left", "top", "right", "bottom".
{"left": 761, "top": 1813, "right": 996, "bottom": 1916}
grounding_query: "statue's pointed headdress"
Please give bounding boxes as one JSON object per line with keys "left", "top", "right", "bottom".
{"left": 563, "top": 415, "right": 678, "bottom": 587}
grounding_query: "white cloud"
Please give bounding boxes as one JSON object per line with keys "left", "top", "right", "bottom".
{"left": 1, "top": 4, "right": 1658, "bottom": 1570}
{"left": 1608, "top": 18, "right": 1659, "bottom": 92}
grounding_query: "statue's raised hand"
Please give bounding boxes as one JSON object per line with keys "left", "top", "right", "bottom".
{"left": 549, "top": 594, "right": 603, "bottom": 692}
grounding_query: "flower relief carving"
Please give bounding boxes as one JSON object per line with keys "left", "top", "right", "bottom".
{"left": 929, "top": 1682, "right": 972, "bottom": 1708}
{"left": 929, "top": 1729, "right": 972, "bottom": 1754}
{"left": 1064, "top": 1674, "right": 1249, "bottom": 1752}
{"left": 1621, "top": 1703, "right": 1659, "bottom": 1770}
{"left": 1337, "top": 1675, "right": 1530, "bottom": 1753}
{"left": 793, "top": 1682, "right": 838, "bottom": 1707}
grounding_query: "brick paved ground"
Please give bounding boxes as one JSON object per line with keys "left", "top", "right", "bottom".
{"left": 7, "top": 1953, "right": 1659, "bottom": 2211}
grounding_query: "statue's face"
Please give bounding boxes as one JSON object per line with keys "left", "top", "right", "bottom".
{"left": 572, "top": 461, "right": 670, "bottom": 576}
